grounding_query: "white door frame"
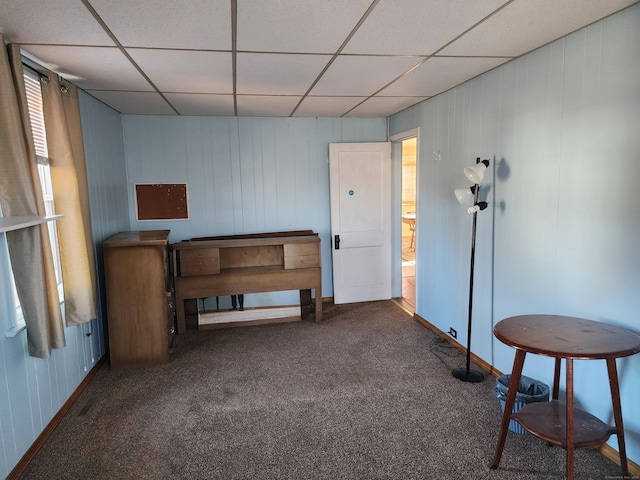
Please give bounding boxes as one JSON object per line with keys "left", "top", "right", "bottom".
{"left": 389, "top": 128, "right": 420, "bottom": 304}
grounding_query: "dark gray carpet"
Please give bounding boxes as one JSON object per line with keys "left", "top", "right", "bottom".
{"left": 19, "top": 301, "right": 623, "bottom": 479}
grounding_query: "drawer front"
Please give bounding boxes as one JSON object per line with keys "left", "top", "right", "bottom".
{"left": 284, "top": 242, "right": 318, "bottom": 257}
{"left": 284, "top": 242, "right": 320, "bottom": 270}
{"left": 284, "top": 254, "right": 320, "bottom": 270}
{"left": 179, "top": 247, "right": 220, "bottom": 276}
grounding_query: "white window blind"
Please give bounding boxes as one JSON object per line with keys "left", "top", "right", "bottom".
{"left": 24, "top": 69, "right": 49, "bottom": 165}
{"left": 24, "top": 70, "right": 62, "bottom": 290}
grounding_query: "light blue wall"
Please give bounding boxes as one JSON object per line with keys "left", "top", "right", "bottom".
{"left": 4, "top": 5, "right": 639, "bottom": 475}
{"left": 0, "top": 91, "right": 127, "bottom": 477}
{"left": 389, "top": 4, "right": 640, "bottom": 464}
{"left": 121, "top": 115, "right": 388, "bottom": 307}
{"left": 79, "top": 90, "right": 131, "bottom": 346}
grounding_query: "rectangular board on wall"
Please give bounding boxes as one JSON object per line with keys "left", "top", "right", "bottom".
{"left": 135, "top": 183, "right": 189, "bottom": 221}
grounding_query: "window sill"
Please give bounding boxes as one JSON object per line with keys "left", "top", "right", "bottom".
{"left": 5, "top": 320, "right": 26, "bottom": 337}
{"left": 4, "top": 291, "right": 64, "bottom": 338}
{"left": 0, "top": 214, "right": 63, "bottom": 233}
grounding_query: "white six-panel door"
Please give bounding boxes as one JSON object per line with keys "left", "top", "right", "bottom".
{"left": 329, "top": 142, "right": 391, "bottom": 304}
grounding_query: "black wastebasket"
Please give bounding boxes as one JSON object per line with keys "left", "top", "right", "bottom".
{"left": 493, "top": 374, "right": 550, "bottom": 434}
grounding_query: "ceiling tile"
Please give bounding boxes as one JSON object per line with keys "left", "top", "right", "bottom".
{"left": 343, "top": 0, "right": 508, "bottom": 55}
{"left": 345, "top": 96, "right": 429, "bottom": 117}
{"left": 236, "top": 95, "right": 302, "bottom": 117}
{"left": 383, "top": 57, "right": 511, "bottom": 97}
{"left": 440, "top": 0, "right": 638, "bottom": 57}
{"left": 165, "top": 93, "right": 235, "bottom": 116}
{"left": 2, "top": 0, "right": 635, "bottom": 118}
{"left": 237, "top": 0, "right": 372, "bottom": 52}
{"left": 311, "top": 55, "right": 423, "bottom": 96}
{"left": 91, "top": 0, "right": 231, "bottom": 50}
{"left": 87, "top": 91, "right": 176, "bottom": 115}
{"left": 292, "top": 96, "right": 368, "bottom": 117}
{"left": 20, "top": 45, "right": 153, "bottom": 91}
{"left": 127, "top": 49, "right": 232, "bottom": 93}
{"left": 236, "top": 53, "right": 331, "bottom": 95}
{"left": 0, "top": 0, "right": 114, "bottom": 46}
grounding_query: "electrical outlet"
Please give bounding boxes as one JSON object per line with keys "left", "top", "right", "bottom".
{"left": 449, "top": 327, "right": 457, "bottom": 339}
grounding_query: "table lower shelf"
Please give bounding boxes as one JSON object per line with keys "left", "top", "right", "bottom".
{"left": 512, "top": 400, "right": 617, "bottom": 448}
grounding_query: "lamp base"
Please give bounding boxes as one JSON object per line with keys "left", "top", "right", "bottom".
{"left": 452, "top": 368, "right": 484, "bottom": 383}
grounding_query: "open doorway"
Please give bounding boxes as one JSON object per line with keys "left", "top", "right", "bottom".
{"left": 400, "top": 137, "right": 416, "bottom": 310}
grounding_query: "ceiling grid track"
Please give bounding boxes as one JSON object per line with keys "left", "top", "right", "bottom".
{"left": 289, "top": 0, "right": 382, "bottom": 117}
{"left": 231, "top": 0, "right": 238, "bottom": 117}
{"left": 341, "top": 0, "right": 517, "bottom": 117}
{"left": 3, "top": 0, "right": 633, "bottom": 117}
{"left": 81, "top": 0, "right": 181, "bottom": 115}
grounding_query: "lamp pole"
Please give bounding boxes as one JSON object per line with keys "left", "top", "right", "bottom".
{"left": 452, "top": 158, "right": 485, "bottom": 383}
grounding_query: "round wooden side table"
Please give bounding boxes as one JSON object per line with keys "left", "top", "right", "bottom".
{"left": 490, "top": 315, "right": 640, "bottom": 479}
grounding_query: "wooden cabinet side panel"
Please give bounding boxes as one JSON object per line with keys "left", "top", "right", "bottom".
{"left": 104, "top": 245, "right": 169, "bottom": 368}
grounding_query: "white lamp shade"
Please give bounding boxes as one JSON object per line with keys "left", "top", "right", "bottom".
{"left": 454, "top": 188, "right": 473, "bottom": 205}
{"left": 463, "top": 159, "right": 490, "bottom": 184}
{"left": 464, "top": 163, "right": 486, "bottom": 184}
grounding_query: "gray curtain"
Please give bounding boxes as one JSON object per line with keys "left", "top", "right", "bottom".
{"left": 0, "top": 37, "right": 65, "bottom": 357}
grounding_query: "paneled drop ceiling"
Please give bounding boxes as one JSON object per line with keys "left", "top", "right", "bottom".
{"left": 1, "top": 0, "right": 637, "bottom": 117}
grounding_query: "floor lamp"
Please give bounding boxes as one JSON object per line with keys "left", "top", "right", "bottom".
{"left": 452, "top": 157, "right": 490, "bottom": 383}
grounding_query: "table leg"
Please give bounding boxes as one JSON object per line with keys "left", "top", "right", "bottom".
{"left": 173, "top": 249, "right": 185, "bottom": 334}
{"left": 490, "top": 350, "right": 526, "bottom": 469}
{"left": 299, "top": 289, "right": 312, "bottom": 317}
{"left": 552, "top": 357, "right": 561, "bottom": 400}
{"left": 606, "top": 358, "right": 629, "bottom": 477}
{"left": 566, "top": 358, "right": 575, "bottom": 480}
{"left": 176, "top": 296, "right": 186, "bottom": 334}
{"left": 315, "top": 282, "right": 323, "bottom": 322}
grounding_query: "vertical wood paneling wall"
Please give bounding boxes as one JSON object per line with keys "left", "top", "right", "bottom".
{"left": 389, "top": 4, "right": 640, "bottom": 464}
{"left": 0, "top": 91, "right": 128, "bottom": 478}
{"left": 4, "top": 5, "right": 638, "bottom": 475}
{"left": 122, "top": 115, "right": 387, "bottom": 306}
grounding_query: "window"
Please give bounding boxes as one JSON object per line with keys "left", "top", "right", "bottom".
{"left": 5, "top": 68, "right": 63, "bottom": 333}
{"left": 24, "top": 69, "right": 62, "bottom": 288}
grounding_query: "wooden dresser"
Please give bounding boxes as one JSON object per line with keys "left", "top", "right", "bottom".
{"left": 172, "top": 230, "right": 322, "bottom": 334}
{"left": 103, "top": 230, "right": 173, "bottom": 368}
